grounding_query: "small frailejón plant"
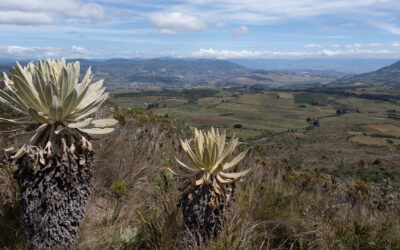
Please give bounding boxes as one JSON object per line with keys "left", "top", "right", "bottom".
{"left": 170, "top": 127, "right": 251, "bottom": 248}
{"left": 0, "top": 58, "right": 117, "bottom": 249}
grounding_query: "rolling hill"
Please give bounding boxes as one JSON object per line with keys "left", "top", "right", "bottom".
{"left": 212, "top": 69, "right": 343, "bottom": 88}
{"left": 0, "top": 58, "right": 250, "bottom": 89}
{"left": 230, "top": 58, "right": 397, "bottom": 74}
{"left": 0, "top": 58, "right": 344, "bottom": 89}
{"left": 340, "top": 59, "right": 400, "bottom": 86}
{"left": 78, "top": 58, "right": 249, "bottom": 78}
{"left": 78, "top": 58, "right": 252, "bottom": 89}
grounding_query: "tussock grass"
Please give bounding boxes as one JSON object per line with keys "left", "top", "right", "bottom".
{"left": 0, "top": 156, "right": 28, "bottom": 249}
{"left": 1, "top": 105, "right": 399, "bottom": 249}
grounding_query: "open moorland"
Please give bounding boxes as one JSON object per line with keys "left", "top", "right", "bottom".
{"left": 1, "top": 59, "right": 400, "bottom": 249}
{"left": 111, "top": 85, "right": 400, "bottom": 191}
{"left": 3, "top": 95, "right": 399, "bottom": 249}
{"left": 111, "top": 87, "right": 400, "bottom": 135}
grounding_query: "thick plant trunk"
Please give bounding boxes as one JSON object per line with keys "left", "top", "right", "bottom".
{"left": 13, "top": 144, "right": 94, "bottom": 249}
{"left": 175, "top": 183, "right": 234, "bottom": 249}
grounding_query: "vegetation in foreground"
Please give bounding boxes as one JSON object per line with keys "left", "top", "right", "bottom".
{"left": 0, "top": 59, "right": 117, "bottom": 248}
{"left": 1, "top": 105, "right": 399, "bottom": 249}
{"left": 172, "top": 128, "right": 251, "bottom": 249}
{"left": 1, "top": 65, "right": 400, "bottom": 249}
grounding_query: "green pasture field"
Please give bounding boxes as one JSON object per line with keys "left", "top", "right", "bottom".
{"left": 110, "top": 88, "right": 400, "bottom": 143}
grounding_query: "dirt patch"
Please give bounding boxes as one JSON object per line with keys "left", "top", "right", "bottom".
{"left": 278, "top": 92, "right": 293, "bottom": 99}
{"left": 366, "top": 124, "right": 400, "bottom": 133}
{"left": 315, "top": 106, "right": 337, "bottom": 114}
{"left": 354, "top": 82, "right": 366, "bottom": 86}
{"left": 85, "top": 197, "right": 113, "bottom": 224}
{"left": 350, "top": 135, "right": 388, "bottom": 146}
{"left": 361, "top": 124, "right": 400, "bottom": 136}
{"left": 347, "top": 131, "right": 363, "bottom": 136}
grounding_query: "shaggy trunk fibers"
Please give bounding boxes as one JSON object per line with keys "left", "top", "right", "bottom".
{"left": 176, "top": 183, "right": 234, "bottom": 249}
{"left": 13, "top": 144, "right": 94, "bottom": 249}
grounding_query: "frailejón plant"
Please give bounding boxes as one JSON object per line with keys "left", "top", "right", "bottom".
{"left": 0, "top": 58, "right": 115, "bottom": 142}
{"left": 0, "top": 58, "right": 117, "bottom": 249}
{"left": 171, "top": 127, "right": 251, "bottom": 249}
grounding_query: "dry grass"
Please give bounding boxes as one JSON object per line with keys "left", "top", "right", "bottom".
{"left": 350, "top": 135, "right": 390, "bottom": 146}
{"left": 1, "top": 106, "right": 400, "bottom": 249}
{"left": 361, "top": 124, "right": 400, "bottom": 137}
{"left": 77, "top": 113, "right": 400, "bottom": 249}
{"left": 0, "top": 155, "right": 27, "bottom": 249}
{"left": 277, "top": 92, "right": 293, "bottom": 99}
{"left": 76, "top": 113, "right": 190, "bottom": 249}
{"left": 197, "top": 153, "right": 400, "bottom": 249}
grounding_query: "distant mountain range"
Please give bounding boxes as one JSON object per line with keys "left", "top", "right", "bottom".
{"left": 212, "top": 69, "right": 345, "bottom": 88}
{"left": 0, "top": 58, "right": 248, "bottom": 77}
{"left": 339, "top": 60, "right": 400, "bottom": 86}
{"left": 0, "top": 58, "right": 249, "bottom": 89}
{"left": 0, "top": 58, "right": 346, "bottom": 89}
{"left": 79, "top": 58, "right": 249, "bottom": 78}
{"left": 1, "top": 57, "right": 399, "bottom": 89}
{"left": 229, "top": 58, "right": 397, "bottom": 74}
{"left": 80, "top": 58, "right": 251, "bottom": 89}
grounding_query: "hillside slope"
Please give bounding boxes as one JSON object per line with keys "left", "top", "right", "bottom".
{"left": 1, "top": 103, "right": 400, "bottom": 249}
{"left": 0, "top": 59, "right": 249, "bottom": 89}
{"left": 340, "top": 60, "right": 400, "bottom": 86}
{"left": 230, "top": 58, "right": 397, "bottom": 74}
{"left": 0, "top": 58, "right": 343, "bottom": 89}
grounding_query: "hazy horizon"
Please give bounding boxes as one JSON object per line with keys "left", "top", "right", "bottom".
{"left": 0, "top": 57, "right": 397, "bottom": 74}
{"left": 2, "top": 1, "right": 400, "bottom": 60}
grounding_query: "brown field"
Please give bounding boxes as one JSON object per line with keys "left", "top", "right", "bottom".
{"left": 315, "top": 106, "right": 337, "bottom": 114}
{"left": 277, "top": 92, "right": 293, "bottom": 99}
{"left": 363, "top": 124, "right": 400, "bottom": 134}
{"left": 350, "top": 135, "right": 390, "bottom": 146}
{"left": 361, "top": 124, "right": 400, "bottom": 138}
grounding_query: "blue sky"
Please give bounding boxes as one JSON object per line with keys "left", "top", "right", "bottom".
{"left": 2, "top": 0, "right": 400, "bottom": 59}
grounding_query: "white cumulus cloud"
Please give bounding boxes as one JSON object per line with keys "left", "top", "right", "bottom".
{"left": 0, "top": 0, "right": 106, "bottom": 25}
{"left": 374, "top": 22, "right": 400, "bottom": 35}
{"left": 392, "top": 42, "right": 400, "bottom": 47}
{"left": 149, "top": 12, "right": 207, "bottom": 33}
{"left": 232, "top": 25, "right": 248, "bottom": 37}
{"left": 160, "top": 29, "right": 177, "bottom": 34}
{"left": 71, "top": 45, "right": 92, "bottom": 56}
{"left": 192, "top": 47, "right": 398, "bottom": 59}
{"left": 319, "top": 48, "right": 391, "bottom": 57}
{"left": 0, "top": 11, "right": 54, "bottom": 25}
{"left": 151, "top": 0, "right": 400, "bottom": 25}
{"left": 303, "top": 44, "right": 323, "bottom": 49}
{"left": 192, "top": 48, "right": 307, "bottom": 59}
{"left": 0, "top": 45, "right": 95, "bottom": 59}
{"left": 6, "top": 45, "right": 33, "bottom": 54}
{"left": 367, "top": 43, "right": 382, "bottom": 47}
{"left": 346, "top": 43, "right": 363, "bottom": 48}
{"left": 215, "top": 22, "right": 227, "bottom": 28}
